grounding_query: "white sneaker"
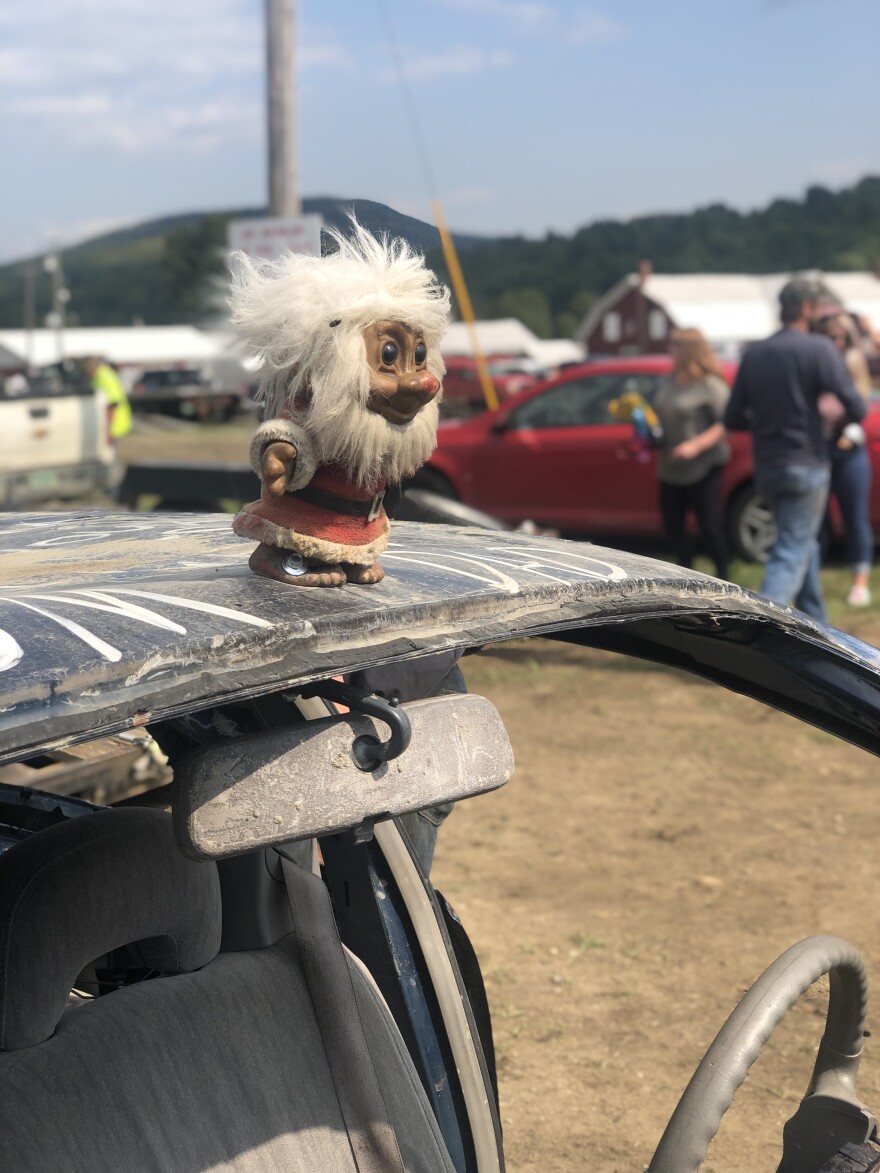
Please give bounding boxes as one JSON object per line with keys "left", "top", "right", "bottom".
{"left": 847, "top": 584, "right": 872, "bottom": 607}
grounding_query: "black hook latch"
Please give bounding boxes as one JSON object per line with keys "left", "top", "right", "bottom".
{"left": 300, "top": 680, "right": 413, "bottom": 772}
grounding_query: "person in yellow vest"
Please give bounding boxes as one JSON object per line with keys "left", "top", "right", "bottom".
{"left": 78, "top": 355, "right": 133, "bottom": 496}
{"left": 79, "top": 355, "right": 133, "bottom": 441}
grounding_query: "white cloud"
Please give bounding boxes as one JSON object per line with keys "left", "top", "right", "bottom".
{"left": 379, "top": 45, "right": 514, "bottom": 83}
{"left": 434, "top": 0, "right": 626, "bottom": 46}
{"left": 300, "top": 40, "right": 355, "bottom": 72}
{"left": 2, "top": 2, "right": 349, "bottom": 156}
{"left": 13, "top": 93, "right": 114, "bottom": 118}
{"left": 570, "top": 11, "right": 626, "bottom": 45}
{"left": 435, "top": 0, "right": 550, "bottom": 28}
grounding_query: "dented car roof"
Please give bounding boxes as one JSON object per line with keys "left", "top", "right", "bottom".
{"left": 1, "top": 511, "right": 880, "bottom": 764}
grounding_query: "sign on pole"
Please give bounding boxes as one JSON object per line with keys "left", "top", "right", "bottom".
{"left": 227, "top": 214, "right": 323, "bottom": 261}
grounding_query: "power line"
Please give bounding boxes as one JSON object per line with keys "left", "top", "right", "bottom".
{"left": 373, "top": 0, "right": 440, "bottom": 203}
{"left": 373, "top": 0, "right": 499, "bottom": 411}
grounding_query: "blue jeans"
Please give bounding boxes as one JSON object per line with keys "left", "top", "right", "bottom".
{"left": 831, "top": 444, "right": 873, "bottom": 574}
{"left": 757, "top": 464, "right": 830, "bottom": 622}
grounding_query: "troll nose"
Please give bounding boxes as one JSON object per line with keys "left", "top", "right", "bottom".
{"left": 398, "top": 371, "right": 440, "bottom": 402}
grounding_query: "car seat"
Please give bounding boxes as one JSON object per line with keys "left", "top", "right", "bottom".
{"left": 0, "top": 806, "right": 455, "bottom": 1172}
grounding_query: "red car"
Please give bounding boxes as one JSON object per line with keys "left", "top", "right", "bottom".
{"left": 441, "top": 355, "right": 542, "bottom": 416}
{"left": 418, "top": 356, "right": 880, "bottom": 562}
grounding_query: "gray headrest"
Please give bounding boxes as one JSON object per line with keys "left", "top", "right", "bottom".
{"left": 0, "top": 807, "right": 221, "bottom": 1051}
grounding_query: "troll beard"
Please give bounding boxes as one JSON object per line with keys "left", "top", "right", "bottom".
{"left": 300, "top": 391, "right": 441, "bottom": 488}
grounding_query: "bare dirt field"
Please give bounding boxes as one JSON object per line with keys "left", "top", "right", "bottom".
{"left": 121, "top": 416, "right": 880, "bottom": 1170}
{"left": 437, "top": 628, "right": 880, "bottom": 1172}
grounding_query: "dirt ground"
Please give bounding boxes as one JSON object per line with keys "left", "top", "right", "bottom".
{"left": 435, "top": 627, "right": 880, "bottom": 1172}
{"left": 120, "top": 416, "right": 880, "bottom": 1170}
{"left": 118, "top": 416, "right": 254, "bottom": 466}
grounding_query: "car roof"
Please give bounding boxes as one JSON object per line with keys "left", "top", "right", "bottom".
{"left": 1, "top": 512, "right": 879, "bottom": 764}
{"left": 542, "top": 355, "right": 739, "bottom": 383}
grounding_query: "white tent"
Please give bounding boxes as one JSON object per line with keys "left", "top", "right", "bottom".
{"left": 641, "top": 275, "right": 779, "bottom": 353}
{"left": 0, "top": 326, "right": 227, "bottom": 371}
{"left": 440, "top": 318, "right": 584, "bottom": 366}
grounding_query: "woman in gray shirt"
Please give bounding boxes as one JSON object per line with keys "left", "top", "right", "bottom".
{"left": 653, "top": 329, "right": 730, "bottom": 578}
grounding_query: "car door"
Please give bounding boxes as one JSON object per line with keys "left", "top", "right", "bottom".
{"left": 470, "top": 371, "right": 662, "bottom": 532}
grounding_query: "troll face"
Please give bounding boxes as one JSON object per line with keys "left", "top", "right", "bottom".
{"left": 301, "top": 316, "right": 443, "bottom": 489}
{"left": 363, "top": 321, "right": 441, "bottom": 425}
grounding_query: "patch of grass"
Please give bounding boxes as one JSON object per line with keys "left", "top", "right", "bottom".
{"left": 570, "top": 932, "right": 606, "bottom": 955}
{"left": 488, "top": 966, "right": 512, "bottom": 984}
{"left": 536, "top": 1025, "right": 565, "bottom": 1042}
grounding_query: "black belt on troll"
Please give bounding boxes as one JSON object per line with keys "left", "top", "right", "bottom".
{"left": 291, "top": 484, "right": 386, "bottom": 521}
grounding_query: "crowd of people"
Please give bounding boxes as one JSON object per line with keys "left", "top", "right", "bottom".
{"left": 652, "top": 278, "right": 876, "bottom": 619}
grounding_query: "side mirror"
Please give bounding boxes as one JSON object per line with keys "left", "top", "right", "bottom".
{"left": 489, "top": 416, "right": 509, "bottom": 435}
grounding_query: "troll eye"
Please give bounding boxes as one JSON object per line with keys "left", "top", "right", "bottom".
{"left": 414, "top": 342, "right": 427, "bottom": 364}
{"left": 381, "top": 342, "right": 398, "bottom": 365}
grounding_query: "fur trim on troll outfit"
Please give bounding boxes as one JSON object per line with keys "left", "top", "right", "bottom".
{"left": 232, "top": 493, "right": 390, "bottom": 566}
{"left": 233, "top": 419, "right": 389, "bottom": 566}
{"left": 245, "top": 418, "right": 318, "bottom": 490}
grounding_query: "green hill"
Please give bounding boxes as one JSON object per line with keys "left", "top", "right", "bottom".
{"left": 0, "top": 198, "right": 485, "bottom": 329}
{"left": 2, "top": 179, "right": 879, "bottom": 336}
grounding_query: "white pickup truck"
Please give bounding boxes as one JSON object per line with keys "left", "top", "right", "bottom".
{"left": 1, "top": 370, "right": 113, "bottom": 506}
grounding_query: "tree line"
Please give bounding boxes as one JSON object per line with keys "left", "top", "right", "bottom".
{"left": 429, "top": 177, "right": 880, "bottom": 338}
{"left": 0, "top": 179, "right": 877, "bottom": 336}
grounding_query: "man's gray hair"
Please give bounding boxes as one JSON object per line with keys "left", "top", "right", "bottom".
{"left": 778, "top": 278, "right": 822, "bottom": 324}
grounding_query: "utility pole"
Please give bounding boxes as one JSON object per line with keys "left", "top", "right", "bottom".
{"left": 23, "top": 262, "right": 36, "bottom": 369}
{"left": 265, "top": 0, "right": 298, "bottom": 217}
{"left": 43, "top": 251, "right": 69, "bottom": 364}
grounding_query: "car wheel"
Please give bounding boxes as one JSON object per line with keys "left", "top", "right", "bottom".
{"left": 728, "top": 485, "right": 775, "bottom": 563}
{"left": 406, "top": 468, "right": 458, "bottom": 499}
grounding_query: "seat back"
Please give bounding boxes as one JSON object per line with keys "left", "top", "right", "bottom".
{"left": 0, "top": 808, "right": 453, "bottom": 1172}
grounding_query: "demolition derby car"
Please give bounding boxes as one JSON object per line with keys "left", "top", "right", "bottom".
{"left": 1, "top": 511, "right": 880, "bottom": 1172}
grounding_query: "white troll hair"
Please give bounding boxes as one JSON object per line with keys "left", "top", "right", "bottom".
{"left": 231, "top": 221, "right": 451, "bottom": 485}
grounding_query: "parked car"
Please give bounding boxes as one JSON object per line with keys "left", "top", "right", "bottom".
{"left": 441, "top": 355, "right": 543, "bottom": 417}
{"left": 417, "top": 356, "right": 880, "bottom": 562}
{"left": 130, "top": 367, "right": 244, "bottom": 421}
{"left": 1, "top": 512, "right": 880, "bottom": 1170}
{"left": 0, "top": 364, "right": 113, "bottom": 506}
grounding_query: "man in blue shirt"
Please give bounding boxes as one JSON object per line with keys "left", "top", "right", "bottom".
{"left": 724, "top": 279, "right": 866, "bottom": 621}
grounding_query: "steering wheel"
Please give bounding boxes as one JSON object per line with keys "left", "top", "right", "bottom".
{"left": 649, "top": 936, "right": 877, "bottom": 1173}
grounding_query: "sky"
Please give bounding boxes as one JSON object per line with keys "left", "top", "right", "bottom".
{"left": 2, "top": 0, "right": 880, "bottom": 263}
